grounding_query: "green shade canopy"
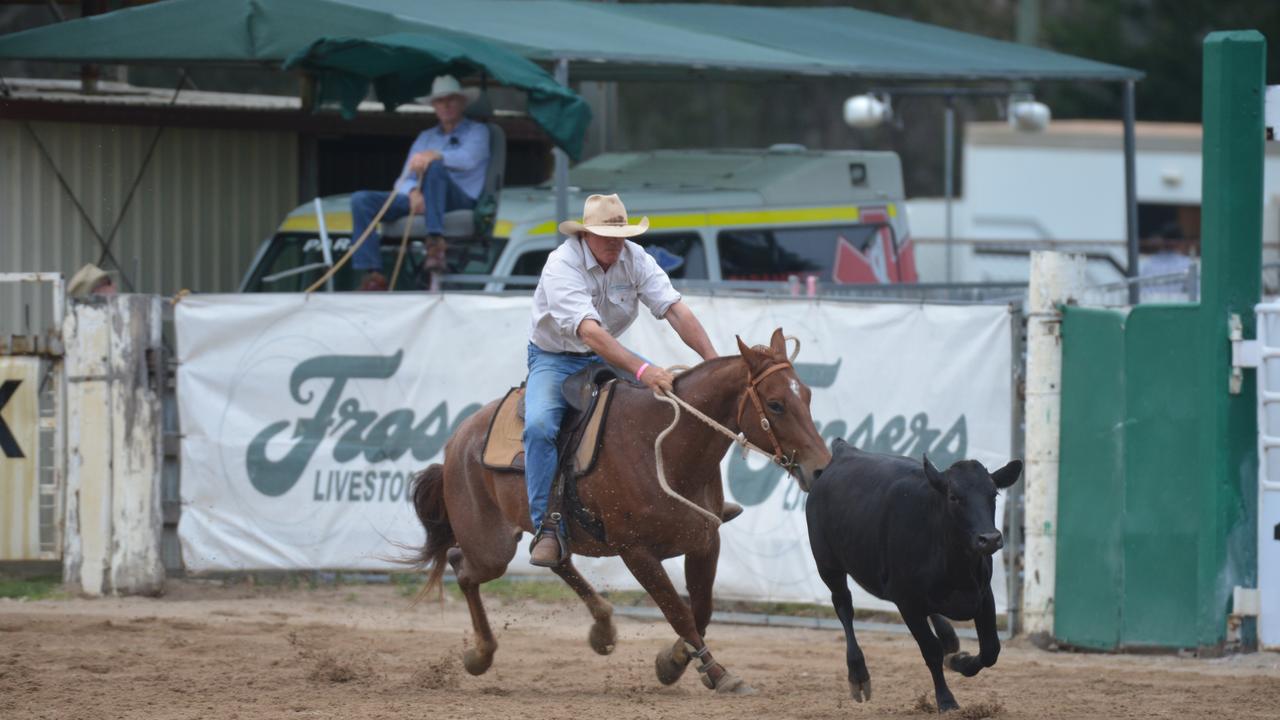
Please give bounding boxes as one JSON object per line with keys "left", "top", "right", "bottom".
{"left": 0, "top": 0, "right": 1142, "bottom": 82}
{"left": 284, "top": 32, "right": 592, "bottom": 159}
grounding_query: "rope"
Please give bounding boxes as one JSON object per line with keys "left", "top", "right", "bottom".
{"left": 305, "top": 188, "right": 398, "bottom": 294}
{"left": 647, "top": 337, "right": 804, "bottom": 526}
{"left": 388, "top": 205, "right": 416, "bottom": 291}
{"left": 649, "top": 369, "right": 777, "bottom": 529}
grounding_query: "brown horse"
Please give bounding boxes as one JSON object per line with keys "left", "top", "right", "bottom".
{"left": 410, "top": 328, "right": 831, "bottom": 694}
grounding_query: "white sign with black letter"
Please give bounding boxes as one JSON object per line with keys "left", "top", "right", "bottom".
{"left": 176, "top": 293, "right": 1013, "bottom": 612}
{"left": 0, "top": 357, "right": 41, "bottom": 560}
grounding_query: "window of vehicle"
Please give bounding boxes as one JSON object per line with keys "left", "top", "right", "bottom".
{"left": 504, "top": 249, "right": 552, "bottom": 289}
{"left": 243, "top": 233, "right": 506, "bottom": 292}
{"left": 636, "top": 232, "right": 707, "bottom": 280}
{"left": 717, "top": 224, "right": 891, "bottom": 282}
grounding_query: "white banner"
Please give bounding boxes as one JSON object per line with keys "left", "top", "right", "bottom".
{"left": 177, "top": 293, "right": 1013, "bottom": 612}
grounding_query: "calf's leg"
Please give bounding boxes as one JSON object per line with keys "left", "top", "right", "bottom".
{"left": 817, "top": 564, "right": 871, "bottom": 702}
{"left": 947, "top": 588, "right": 1000, "bottom": 678}
{"left": 902, "top": 609, "right": 960, "bottom": 712}
{"left": 931, "top": 614, "right": 960, "bottom": 655}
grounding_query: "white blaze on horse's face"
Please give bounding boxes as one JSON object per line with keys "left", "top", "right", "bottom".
{"left": 789, "top": 378, "right": 802, "bottom": 400}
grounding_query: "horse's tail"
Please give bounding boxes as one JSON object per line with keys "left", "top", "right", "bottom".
{"left": 410, "top": 463, "right": 453, "bottom": 603}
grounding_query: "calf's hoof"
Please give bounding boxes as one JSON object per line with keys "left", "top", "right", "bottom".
{"left": 848, "top": 677, "right": 872, "bottom": 703}
{"left": 936, "top": 696, "right": 961, "bottom": 714}
{"left": 654, "top": 638, "right": 692, "bottom": 685}
{"left": 944, "top": 651, "right": 981, "bottom": 677}
{"left": 462, "top": 647, "right": 494, "bottom": 676}
{"left": 588, "top": 618, "right": 617, "bottom": 656}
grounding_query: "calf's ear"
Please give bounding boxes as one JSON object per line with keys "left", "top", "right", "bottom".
{"left": 923, "top": 454, "right": 948, "bottom": 494}
{"left": 992, "top": 459, "right": 1023, "bottom": 489}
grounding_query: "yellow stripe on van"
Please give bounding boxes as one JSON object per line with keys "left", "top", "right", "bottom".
{"left": 281, "top": 205, "right": 862, "bottom": 237}
{"left": 887, "top": 203, "right": 897, "bottom": 218}
{"left": 524, "top": 206, "right": 860, "bottom": 237}
{"left": 279, "top": 213, "right": 354, "bottom": 233}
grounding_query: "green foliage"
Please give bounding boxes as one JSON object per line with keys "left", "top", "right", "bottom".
{"left": 0, "top": 574, "right": 63, "bottom": 600}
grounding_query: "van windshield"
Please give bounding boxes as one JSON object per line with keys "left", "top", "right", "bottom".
{"left": 243, "top": 233, "right": 508, "bottom": 292}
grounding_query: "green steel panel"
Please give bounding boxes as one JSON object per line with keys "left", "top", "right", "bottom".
{"left": 1195, "top": 31, "right": 1265, "bottom": 649}
{"left": 1056, "top": 32, "right": 1265, "bottom": 653}
{"left": 1056, "top": 306, "right": 1127, "bottom": 650}
{"left": 1122, "top": 306, "right": 1200, "bottom": 647}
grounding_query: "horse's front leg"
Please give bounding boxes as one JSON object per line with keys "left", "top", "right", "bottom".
{"left": 685, "top": 534, "right": 719, "bottom": 638}
{"left": 619, "top": 546, "right": 754, "bottom": 695}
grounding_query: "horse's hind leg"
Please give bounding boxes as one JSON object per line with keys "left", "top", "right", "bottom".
{"left": 551, "top": 559, "right": 616, "bottom": 655}
{"left": 448, "top": 546, "right": 508, "bottom": 676}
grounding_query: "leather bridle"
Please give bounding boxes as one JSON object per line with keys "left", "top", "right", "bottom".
{"left": 735, "top": 360, "right": 800, "bottom": 474}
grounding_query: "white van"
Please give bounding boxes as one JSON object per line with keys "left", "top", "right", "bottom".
{"left": 240, "top": 147, "right": 916, "bottom": 292}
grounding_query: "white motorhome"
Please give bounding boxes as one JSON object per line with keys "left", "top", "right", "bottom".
{"left": 906, "top": 120, "right": 1280, "bottom": 286}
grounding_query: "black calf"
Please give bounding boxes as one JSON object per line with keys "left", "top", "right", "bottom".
{"left": 805, "top": 438, "right": 1022, "bottom": 712}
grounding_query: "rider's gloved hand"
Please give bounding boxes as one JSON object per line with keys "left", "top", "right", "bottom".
{"left": 638, "top": 364, "right": 674, "bottom": 394}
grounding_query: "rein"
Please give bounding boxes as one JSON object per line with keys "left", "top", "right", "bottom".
{"left": 649, "top": 339, "right": 804, "bottom": 526}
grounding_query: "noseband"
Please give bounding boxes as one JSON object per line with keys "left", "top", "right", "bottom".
{"left": 735, "top": 360, "right": 801, "bottom": 475}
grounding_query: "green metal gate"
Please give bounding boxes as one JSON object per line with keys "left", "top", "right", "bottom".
{"left": 1055, "top": 31, "right": 1264, "bottom": 652}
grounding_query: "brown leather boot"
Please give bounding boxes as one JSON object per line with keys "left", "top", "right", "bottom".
{"left": 721, "top": 501, "right": 744, "bottom": 523}
{"left": 529, "top": 529, "right": 562, "bottom": 567}
{"left": 359, "top": 271, "right": 388, "bottom": 292}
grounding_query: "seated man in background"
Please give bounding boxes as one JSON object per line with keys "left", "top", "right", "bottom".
{"left": 351, "top": 75, "right": 491, "bottom": 291}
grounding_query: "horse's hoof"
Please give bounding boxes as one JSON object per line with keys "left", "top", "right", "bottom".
{"left": 589, "top": 619, "right": 617, "bottom": 656}
{"left": 462, "top": 647, "right": 494, "bottom": 676}
{"left": 712, "top": 670, "right": 757, "bottom": 696}
{"left": 654, "top": 639, "right": 691, "bottom": 685}
{"left": 937, "top": 697, "right": 961, "bottom": 713}
{"left": 848, "top": 678, "right": 872, "bottom": 703}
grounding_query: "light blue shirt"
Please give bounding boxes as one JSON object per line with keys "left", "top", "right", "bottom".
{"left": 394, "top": 118, "right": 490, "bottom": 199}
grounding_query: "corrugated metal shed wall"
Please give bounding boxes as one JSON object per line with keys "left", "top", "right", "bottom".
{"left": 0, "top": 120, "right": 298, "bottom": 334}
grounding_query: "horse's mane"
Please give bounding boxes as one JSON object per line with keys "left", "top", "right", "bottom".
{"left": 668, "top": 348, "right": 785, "bottom": 393}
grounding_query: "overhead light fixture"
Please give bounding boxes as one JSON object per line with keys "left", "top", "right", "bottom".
{"left": 1009, "top": 95, "right": 1051, "bottom": 132}
{"left": 843, "top": 93, "right": 892, "bottom": 129}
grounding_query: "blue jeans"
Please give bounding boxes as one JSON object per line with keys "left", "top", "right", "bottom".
{"left": 523, "top": 343, "right": 599, "bottom": 531}
{"left": 350, "top": 162, "right": 478, "bottom": 272}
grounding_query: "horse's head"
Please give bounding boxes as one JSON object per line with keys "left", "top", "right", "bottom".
{"left": 734, "top": 328, "right": 832, "bottom": 491}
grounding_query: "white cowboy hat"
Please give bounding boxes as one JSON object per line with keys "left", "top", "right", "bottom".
{"left": 423, "top": 74, "right": 480, "bottom": 105}
{"left": 67, "top": 263, "right": 113, "bottom": 297}
{"left": 558, "top": 193, "right": 650, "bottom": 238}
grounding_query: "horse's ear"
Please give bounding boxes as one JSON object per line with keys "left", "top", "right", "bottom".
{"left": 736, "top": 335, "right": 753, "bottom": 359}
{"left": 769, "top": 328, "right": 787, "bottom": 358}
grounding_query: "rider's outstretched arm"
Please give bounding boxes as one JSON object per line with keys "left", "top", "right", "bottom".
{"left": 578, "top": 319, "right": 675, "bottom": 393}
{"left": 663, "top": 301, "right": 718, "bottom": 362}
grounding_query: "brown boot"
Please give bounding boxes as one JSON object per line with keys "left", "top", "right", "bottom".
{"left": 721, "top": 501, "right": 744, "bottom": 523}
{"left": 423, "top": 235, "right": 448, "bottom": 273}
{"left": 358, "top": 271, "right": 388, "bottom": 292}
{"left": 529, "top": 529, "right": 562, "bottom": 567}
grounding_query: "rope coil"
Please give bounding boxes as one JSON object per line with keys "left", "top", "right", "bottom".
{"left": 648, "top": 337, "right": 802, "bottom": 527}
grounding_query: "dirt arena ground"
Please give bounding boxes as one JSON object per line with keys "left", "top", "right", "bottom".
{"left": 2, "top": 579, "right": 1278, "bottom": 720}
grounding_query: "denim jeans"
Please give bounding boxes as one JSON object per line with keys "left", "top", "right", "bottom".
{"left": 350, "top": 163, "right": 477, "bottom": 272}
{"left": 523, "top": 342, "right": 599, "bottom": 531}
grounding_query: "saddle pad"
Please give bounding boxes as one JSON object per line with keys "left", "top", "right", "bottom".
{"left": 482, "top": 386, "right": 527, "bottom": 470}
{"left": 480, "top": 382, "right": 617, "bottom": 474}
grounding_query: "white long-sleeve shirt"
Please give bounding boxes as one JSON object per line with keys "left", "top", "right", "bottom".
{"left": 529, "top": 237, "right": 682, "bottom": 353}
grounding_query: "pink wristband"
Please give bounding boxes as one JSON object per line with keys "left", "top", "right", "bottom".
{"left": 636, "top": 362, "right": 651, "bottom": 380}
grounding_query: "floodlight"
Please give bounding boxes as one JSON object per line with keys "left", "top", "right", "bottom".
{"left": 1009, "top": 97, "right": 1051, "bottom": 132}
{"left": 844, "top": 94, "right": 892, "bottom": 129}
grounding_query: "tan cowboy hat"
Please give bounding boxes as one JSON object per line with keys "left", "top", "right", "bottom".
{"left": 67, "top": 263, "right": 113, "bottom": 297}
{"left": 423, "top": 74, "right": 480, "bottom": 105}
{"left": 558, "top": 194, "right": 650, "bottom": 238}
